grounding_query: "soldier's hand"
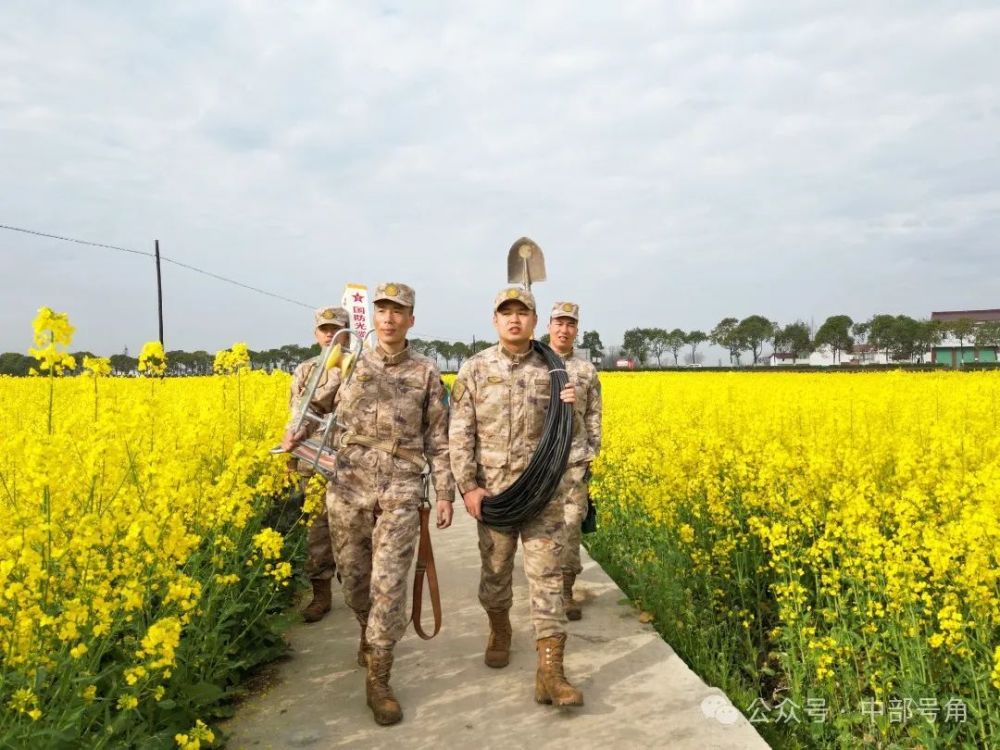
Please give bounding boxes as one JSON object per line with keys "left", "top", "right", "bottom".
{"left": 436, "top": 499, "right": 453, "bottom": 529}
{"left": 559, "top": 383, "right": 576, "bottom": 404}
{"left": 281, "top": 428, "right": 307, "bottom": 452}
{"left": 463, "top": 487, "right": 489, "bottom": 521}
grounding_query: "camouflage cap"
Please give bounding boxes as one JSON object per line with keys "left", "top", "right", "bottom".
{"left": 372, "top": 282, "right": 415, "bottom": 308}
{"left": 550, "top": 301, "right": 580, "bottom": 321}
{"left": 314, "top": 306, "right": 349, "bottom": 328}
{"left": 493, "top": 286, "right": 536, "bottom": 312}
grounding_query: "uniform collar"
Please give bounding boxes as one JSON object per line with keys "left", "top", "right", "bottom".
{"left": 375, "top": 341, "right": 411, "bottom": 366}
{"left": 554, "top": 346, "right": 574, "bottom": 360}
{"left": 499, "top": 342, "right": 533, "bottom": 364}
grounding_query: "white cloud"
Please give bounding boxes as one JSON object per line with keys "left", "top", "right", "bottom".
{"left": 1, "top": 1, "right": 999, "bottom": 355}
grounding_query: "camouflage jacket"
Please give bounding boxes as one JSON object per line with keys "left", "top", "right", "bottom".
{"left": 287, "top": 354, "right": 341, "bottom": 435}
{"left": 561, "top": 349, "right": 602, "bottom": 465}
{"left": 332, "top": 344, "right": 455, "bottom": 502}
{"left": 449, "top": 344, "right": 553, "bottom": 495}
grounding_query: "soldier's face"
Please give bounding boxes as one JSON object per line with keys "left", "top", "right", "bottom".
{"left": 374, "top": 302, "right": 414, "bottom": 346}
{"left": 548, "top": 316, "right": 578, "bottom": 353}
{"left": 315, "top": 324, "right": 340, "bottom": 347}
{"left": 494, "top": 302, "right": 536, "bottom": 348}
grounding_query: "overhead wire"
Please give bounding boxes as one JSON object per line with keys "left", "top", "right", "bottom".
{"left": 2, "top": 222, "right": 488, "bottom": 340}
{"left": 1, "top": 223, "right": 312, "bottom": 309}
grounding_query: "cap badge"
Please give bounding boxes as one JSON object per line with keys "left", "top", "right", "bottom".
{"left": 321, "top": 309, "right": 335, "bottom": 320}
{"left": 562, "top": 303, "right": 574, "bottom": 312}
{"left": 385, "top": 284, "right": 399, "bottom": 296}
{"left": 505, "top": 288, "right": 520, "bottom": 299}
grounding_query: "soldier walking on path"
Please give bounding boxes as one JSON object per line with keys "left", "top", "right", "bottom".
{"left": 546, "top": 302, "right": 602, "bottom": 621}
{"left": 326, "top": 282, "right": 455, "bottom": 726}
{"left": 282, "top": 306, "right": 349, "bottom": 623}
{"left": 449, "top": 286, "right": 586, "bottom": 708}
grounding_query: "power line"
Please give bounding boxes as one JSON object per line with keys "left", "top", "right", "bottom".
{"left": 0, "top": 223, "right": 150, "bottom": 257}
{"left": 1, "top": 222, "right": 313, "bottom": 309}
{"left": 4, "top": 223, "right": 504, "bottom": 339}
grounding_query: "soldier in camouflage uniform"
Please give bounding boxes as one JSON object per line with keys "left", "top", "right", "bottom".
{"left": 282, "top": 305, "right": 349, "bottom": 623}
{"left": 327, "top": 282, "right": 455, "bottom": 726}
{"left": 547, "top": 301, "right": 602, "bottom": 621}
{"left": 450, "top": 286, "right": 585, "bottom": 708}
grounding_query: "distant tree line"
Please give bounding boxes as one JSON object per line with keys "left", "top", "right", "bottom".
{"left": 0, "top": 337, "right": 506, "bottom": 376}
{"left": 3, "top": 317, "right": 994, "bottom": 375}
{"left": 620, "top": 315, "right": 1000, "bottom": 366}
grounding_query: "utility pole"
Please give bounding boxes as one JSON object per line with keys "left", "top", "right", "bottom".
{"left": 155, "top": 240, "right": 164, "bottom": 347}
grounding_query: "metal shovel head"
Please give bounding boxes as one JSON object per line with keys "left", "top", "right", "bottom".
{"left": 507, "top": 237, "right": 547, "bottom": 285}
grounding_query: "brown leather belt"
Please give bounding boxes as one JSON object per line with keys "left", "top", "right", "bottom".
{"left": 410, "top": 504, "right": 441, "bottom": 639}
{"left": 339, "top": 432, "right": 426, "bottom": 470}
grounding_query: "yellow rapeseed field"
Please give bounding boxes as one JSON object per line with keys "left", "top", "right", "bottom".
{"left": 0, "top": 310, "right": 314, "bottom": 748}
{"left": 589, "top": 371, "right": 1000, "bottom": 748}
{"left": 4, "top": 311, "right": 999, "bottom": 748}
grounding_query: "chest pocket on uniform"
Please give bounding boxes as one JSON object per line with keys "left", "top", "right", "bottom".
{"left": 474, "top": 375, "right": 508, "bottom": 438}
{"left": 343, "top": 374, "right": 377, "bottom": 424}
{"left": 527, "top": 375, "right": 552, "bottom": 440}
{"left": 394, "top": 376, "right": 425, "bottom": 430}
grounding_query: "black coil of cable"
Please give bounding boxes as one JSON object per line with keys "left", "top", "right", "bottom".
{"left": 480, "top": 340, "right": 574, "bottom": 529}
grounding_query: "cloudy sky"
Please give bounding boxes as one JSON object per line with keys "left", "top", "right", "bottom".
{"left": 2, "top": 1, "right": 999, "bottom": 359}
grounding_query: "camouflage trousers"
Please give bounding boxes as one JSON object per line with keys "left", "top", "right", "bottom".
{"left": 326, "top": 465, "right": 421, "bottom": 650}
{"left": 305, "top": 505, "right": 337, "bottom": 582}
{"left": 559, "top": 464, "right": 590, "bottom": 577}
{"left": 477, "top": 465, "right": 586, "bottom": 639}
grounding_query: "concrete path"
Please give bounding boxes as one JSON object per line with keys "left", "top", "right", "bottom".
{"left": 222, "top": 508, "right": 770, "bottom": 750}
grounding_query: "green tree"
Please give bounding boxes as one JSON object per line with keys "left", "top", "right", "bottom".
{"left": 912, "top": 320, "right": 943, "bottom": 362}
{"left": 976, "top": 321, "right": 1000, "bottom": 360}
{"left": 581, "top": 330, "right": 604, "bottom": 359}
{"left": 427, "top": 340, "right": 449, "bottom": 368}
{"left": 452, "top": 341, "right": 472, "bottom": 368}
{"left": 888, "top": 315, "right": 920, "bottom": 361}
{"left": 190, "top": 350, "right": 213, "bottom": 374}
{"left": 710, "top": 317, "right": 741, "bottom": 366}
{"left": 685, "top": 330, "right": 708, "bottom": 365}
{"left": 773, "top": 322, "right": 812, "bottom": 361}
{"left": 69, "top": 351, "right": 96, "bottom": 375}
{"left": 470, "top": 339, "right": 493, "bottom": 355}
{"left": 166, "top": 350, "right": 196, "bottom": 375}
{"left": 851, "top": 322, "right": 870, "bottom": 363}
{"left": 735, "top": 315, "right": 776, "bottom": 366}
{"left": 666, "top": 328, "right": 686, "bottom": 366}
{"left": 109, "top": 353, "right": 137, "bottom": 375}
{"left": 645, "top": 328, "right": 668, "bottom": 367}
{"left": 867, "top": 314, "right": 897, "bottom": 362}
{"left": 948, "top": 317, "right": 977, "bottom": 364}
{"left": 814, "top": 315, "right": 854, "bottom": 364}
{"left": 0, "top": 352, "right": 37, "bottom": 376}
{"left": 436, "top": 341, "right": 456, "bottom": 369}
{"left": 408, "top": 338, "right": 429, "bottom": 356}
{"left": 622, "top": 328, "right": 650, "bottom": 364}
{"left": 540, "top": 333, "right": 551, "bottom": 346}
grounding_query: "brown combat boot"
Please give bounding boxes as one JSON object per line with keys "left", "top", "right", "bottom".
{"left": 302, "top": 579, "right": 332, "bottom": 623}
{"left": 535, "top": 633, "right": 584, "bottom": 706}
{"left": 563, "top": 573, "right": 582, "bottom": 621}
{"left": 356, "top": 611, "right": 370, "bottom": 668}
{"left": 366, "top": 647, "right": 402, "bottom": 725}
{"left": 484, "top": 608, "right": 512, "bottom": 668}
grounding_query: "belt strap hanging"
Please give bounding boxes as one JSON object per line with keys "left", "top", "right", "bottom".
{"left": 410, "top": 474, "right": 442, "bottom": 639}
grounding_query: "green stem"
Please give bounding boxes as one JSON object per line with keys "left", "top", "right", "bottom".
{"left": 47, "top": 371, "right": 54, "bottom": 436}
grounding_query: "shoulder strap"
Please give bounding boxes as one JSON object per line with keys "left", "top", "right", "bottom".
{"left": 410, "top": 505, "right": 442, "bottom": 639}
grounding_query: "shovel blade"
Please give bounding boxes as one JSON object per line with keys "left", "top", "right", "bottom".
{"left": 507, "top": 237, "right": 547, "bottom": 285}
